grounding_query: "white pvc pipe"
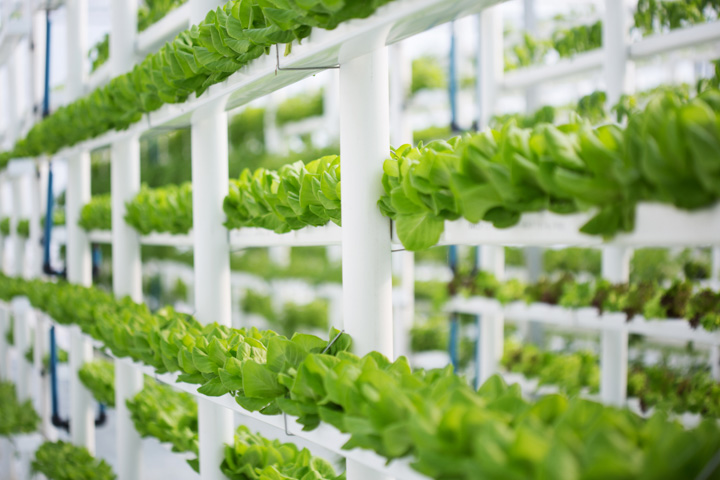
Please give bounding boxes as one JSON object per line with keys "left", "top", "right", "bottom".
{"left": 711, "top": 246, "right": 720, "bottom": 286}
{"left": 13, "top": 298, "right": 31, "bottom": 401}
{"left": 111, "top": 134, "right": 144, "bottom": 480}
{"left": 604, "top": 0, "right": 634, "bottom": 107}
{"left": 10, "top": 177, "right": 24, "bottom": 278}
{"left": 66, "top": 150, "right": 95, "bottom": 451}
{"left": 476, "top": 7, "right": 502, "bottom": 130}
{"left": 340, "top": 49, "right": 393, "bottom": 358}
{"left": 339, "top": 48, "right": 393, "bottom": 480}
{"left": 65, "top": 0, "right": 87, "bottom": 101}
{"left": 191, "top": 98, "right": 234, "bottom": 480}
{"left": 522, "top": 0, "right": 539, "bottom": 112}
{"left": 476, "top": 246, "right": 504, "bottom": 384}
{"left": 389, "top": 41, "right": 412, "bottom": 148}
{"left": 29, "top": 163, "right": 42, "bottom": 278}
{"left": 600, "top": 246, "right": 630, "bottom": 406}
{"left": 110, "top": 0, "right": 138, "bottom": 77}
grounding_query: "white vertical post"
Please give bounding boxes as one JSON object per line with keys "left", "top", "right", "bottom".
{"left": 475, "top": 246, "right": 504, "bottom": 385}
{"left": 523, "top": 0, "right": 540, "bottom": 112}
{"left": 111, "top": 136, "right": 144, "bottom": 480}
{"left": 389, "top": 41, "right": 414, "bottom": 361}
{"left": 711, "top": 345, "right": 720, "bottom": 382}
{"left": 476, "top": 7, "right": 502, "bottom": 130}
{"left": 0, "top": 174, "right": 7, "bottom": 382}
{"left": 13, "top": 298, "right": 31, "bottom": 401}
{"left": 323, "top": 69, "right": 340, "bottom": 141}
{"left": 600, "top": 245, "right": 630, "bottom": 406}
{"left": 109, "top": 0, "right": 144, "bottom": 475}
{"left": 10, "top": 176, "right": 25, "bottom": 277}
{"left": 192, "top": 98, "right": 234, "bottom": 480}
{"left": 340, "top": 47, "right": 393, "bottom": 480}
{"left": 5, "top": 51, "right": 19, "bottom": 145}
{"left": 65, "top": 0, "right": 95, "bottom": 452}
{"left": 711, "top": 246, "right": 720, "bottom": 288}
{"left": 604, "top": 0, "right": 634, "bottom": 108}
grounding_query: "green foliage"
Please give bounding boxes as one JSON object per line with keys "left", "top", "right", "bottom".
{"left": 449, "top": 269, "right": 720, "bottom": 330}
{"left": 221, "top": 425, "right": 341, "bottom": 479}
{"left": 0, "top": 218, "right": 9, "bottom": 236}
{"left": 241, "top": 289, "right": 329, "bottom": 336}
{"left": 16, "top": 219, "right": 30, "bottom": 238}
{"left": 628, "top": 363, "right": 720, "bottom": 417}
{"left": 88, "top": 35, "right": 109, "bottom": 73}
{"left": 31, "top": 441, "right": 116, "bottom": 480}
{"left": 381, "top": 90, "right": 720, "bottom": 250}
{"left": 276, "top": 90, "right": 324, "bottom": 126}
{"left": 224, "top": 156, "right": 341, "bottom": 233}
{"left": 543, "top": 248, "right": 601, "bottom": 276}
{"left": 229, "top": 107, "right": 266, "bottom": 152}
{"left": 502, "top": 340, "right": 599, "bottom": 395}
{"left": 504, "top": 340, "right": 720, "bottom": 418}
{"left": 490, "top": 105, "right": 556, "bottom": 130}
{"left": 3, "top": 274, "right": 720, "bottom": 479}
{"left": 634, "top": 0, "right": 720, "bottom": 36}
{"left": 24, "top": 345, "right": 68, "bottom": 368}
{"left": 504, "top": 247, "right": 525, "bottom": 267}
{"left": 3, "top": 0, "right": 396, "bottom": 164}
{"left": 78, "top": 359, "right": 116, "bottom": 407}
{"left": 411, "top": 56, "right": 446, "bottom": 94}
{"left": 551, "top": 20, "right": 603, "bottom": 59}
{"left": 89, "top": 1, "right": 188, "bottom": 73}
{"left": 125, "top": 183, "right": 193, "bottom": 235}
{"left": 128, "top": 379, "right": 199, "bottom": 470}
{"left": 79, "top": 195, "right": 112, "bottom": 231}
{"left": 412, "top": 125, "right": 453, "bottom": 146}
{"left": 0, "top": 381, "right": 40, "bottom": 437}
{"left": 504, "top": 33, "right": 549, "bottom": 71}
{"left": 414, "top": 281, "right": 449, "bottom": 311}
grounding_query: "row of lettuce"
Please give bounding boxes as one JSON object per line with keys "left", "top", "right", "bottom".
{"left": 59, "top": 89, "right": 720, "bottom": 253}
{"left": 448, "top": 269, "right": 720, "bottom": 331}
{"left": 501, "top": 339, "right": 720, "bottom": 418}
{"left": 1, "top": 273, "right": 720, "bottom": 479}
{"left": 0, "top": 373, "right": 339, "bottom": 480}
{"left": 0, "top": 0, "right": 397, "bottom": 165}
{"left": 505, "top": 0, "right": 720, "bottom": 71}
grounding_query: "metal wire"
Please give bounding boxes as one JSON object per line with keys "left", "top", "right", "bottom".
{"left": 275, "top": 44, "right": 339, "bottom": 75}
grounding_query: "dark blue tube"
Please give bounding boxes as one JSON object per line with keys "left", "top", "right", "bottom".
{"left": 42, "top": 10, "right": 51, "bottom": 118}
{"left": 449, "top": 313, "right": 459, "bottom": 370}
{"left": 49, "top": 326, "right": 59, "bottom": 416}
{"left": 43, "top": 164, "right": 54, "bottom": 268}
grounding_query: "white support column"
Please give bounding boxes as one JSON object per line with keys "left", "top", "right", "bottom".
{"left": 10, "top": 176, "right": 25, "bottom": 278}
{"left": 65, "top": 0, "right": 95, "bottom": 452}
{"left": 323, "top": 69, "right": 341, "bottom": 141}
{"left": 475, "top": 246, "right": 505, "bottom": 385}
{"left": 604, "top": 0, "right": 634, "bottom": 108}
{"left": 66, "top": 151, "right": 95, "bottom": 451}
{"left": 523, "top": 0, "right": 540, "bottom": 112}
{"left": 389, "top": 41, "right": 414, "bottom": 361}
{"left": 476, "top": 6, "right": 502, "bottom": 130}
{"left": 711, "top": 246, "right": 720, "bottom": 288}
{"left": 12, "top": 298, "right": 31, "bottom": 401}
{"left": 600, "top": 245, "right": 630, "bottom": 406}
{"left": 111, "top": 136, "right": 144, "bottom": 480}
{"left": 109, "top": 0, "right": 144, "bottom": 474}
{"left": 340, "top": 47, "right": 393, "bottom": 480}
{"left": 191, "top": 98, "right": 234, "bottom": 480}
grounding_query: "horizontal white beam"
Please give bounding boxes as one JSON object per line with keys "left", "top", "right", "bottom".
{"left": 447, "top": 296, "right": 720, "bottom": 345}
{"left": 501, "top": 50, "right": 604, "bottom": 91}
{"left": 135, "top": 3, "right": 192, "bottom": 57}
{"left": 630, "top": 21, "right": 720, "bottom": 60}
{"left": 430, "top": 203, "right": 720, "bottom": 247}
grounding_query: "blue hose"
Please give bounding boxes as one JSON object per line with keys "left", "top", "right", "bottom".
{"left": 43, "top": 164, "right": 54, "bottom": 269}
{"left": 42, "top": 9, "right": 51, "bottom": 118}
